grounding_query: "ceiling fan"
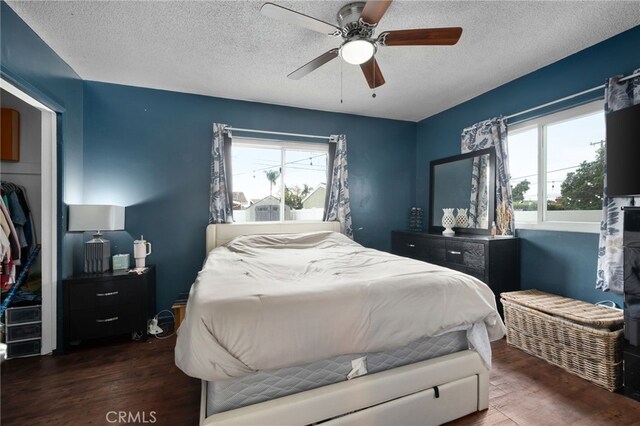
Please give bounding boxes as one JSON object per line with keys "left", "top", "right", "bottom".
{"left": 261, "top": 0, "right": 463, "bottom": 89}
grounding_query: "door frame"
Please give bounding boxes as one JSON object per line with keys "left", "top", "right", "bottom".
{"left": 1, "top": 78, "right": 57, "bottom": 354}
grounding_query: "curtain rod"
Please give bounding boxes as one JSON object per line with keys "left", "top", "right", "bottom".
{"left": 505, "top": 70, "right": 640, "bottom": 121}
{"left": 225, "top": 126, "right": 331, "bottom": 140}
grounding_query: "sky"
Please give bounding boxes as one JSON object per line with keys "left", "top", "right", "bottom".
{"left": 508, "top": 109, "right": 605, "bottom": 206}
{"left": 232, "top": 143, "right": 328, "bottom": 202}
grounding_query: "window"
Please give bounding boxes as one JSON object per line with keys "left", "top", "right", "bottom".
{"left": 231, "top": 138, "right": 329, "bottom": 223}
{"left": 508, "top": 101, "right": 605, "bottom": 232}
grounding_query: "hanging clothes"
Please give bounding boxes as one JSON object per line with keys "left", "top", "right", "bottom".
{"left": 0, "top": 182, "right": 37, "bottom": 294}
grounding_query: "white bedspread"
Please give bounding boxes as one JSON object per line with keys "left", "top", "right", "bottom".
{"left": 175, "top": 231, "right": 505, "bottom": 381}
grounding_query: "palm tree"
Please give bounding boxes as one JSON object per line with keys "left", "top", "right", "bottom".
{"left": 264, "top": 170, "right": 280, "bottom": 196}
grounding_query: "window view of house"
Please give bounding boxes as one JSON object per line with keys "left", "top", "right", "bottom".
{"left": 508, "top": 102, "right": 605, "bottom": 227}
{"left": 232, "top": 141, "right": 328, "bottom": 222}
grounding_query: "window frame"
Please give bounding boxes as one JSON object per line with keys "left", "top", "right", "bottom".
{"left": 508, "top": 100, "right": 604, "bottom": 233}
{"left": 232, "top": 136, "right": 329, "bottom": 223}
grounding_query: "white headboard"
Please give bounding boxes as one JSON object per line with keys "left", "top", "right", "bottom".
{"left": 206, "top": 222, "right": 342, "bottom": 253}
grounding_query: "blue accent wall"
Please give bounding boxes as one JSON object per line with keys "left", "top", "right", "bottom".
{"left": 1, "top": 1, "right": 85, "bottom": 347}
{"left": 417, "top": 25, "right": 640, "bottom": 305}
{"left": 83, "top": 81, "right": 416, "bottom": 311}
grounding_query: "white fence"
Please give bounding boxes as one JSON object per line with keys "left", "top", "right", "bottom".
{"left": 233, "top": 208, "right": 324, "bottom": 223}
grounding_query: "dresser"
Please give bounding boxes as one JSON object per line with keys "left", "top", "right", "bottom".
{"left": 63, "top": 266, "right": 156, "bottom": 351}
{"left": 391, "top": 231, "right": 520, "bottom": 315}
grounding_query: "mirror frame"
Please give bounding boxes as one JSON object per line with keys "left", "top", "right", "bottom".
{"left": 429, "top": 147, "right": 496, "bottom": 235}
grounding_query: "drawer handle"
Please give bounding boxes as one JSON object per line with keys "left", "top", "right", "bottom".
{"left": 406, "top": 243, "right": 416, "bottom": 248}
{"left": 96, "top": 291, "right": 119, "bottom": 297}
{"left": 96, "top": 316, "right": 119, "bottom": 323}
{"left": 448, "top": 250, "right": 462, "bottom": 255}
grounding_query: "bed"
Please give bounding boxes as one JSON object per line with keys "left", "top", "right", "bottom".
{"left": 175, "top": 222, "right": 505, "bottom": 425}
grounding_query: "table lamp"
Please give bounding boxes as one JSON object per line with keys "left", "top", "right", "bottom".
{"left": 68, "top": 204, "right": 125, "bottom": 273}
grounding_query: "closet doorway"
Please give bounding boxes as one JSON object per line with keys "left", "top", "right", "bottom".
{"left": 1, "top": 78, "right": 57, "bottom": 355}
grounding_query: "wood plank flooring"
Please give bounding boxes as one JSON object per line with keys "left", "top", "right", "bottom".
{"left": 1, "top": 336, "right": 639, "bottom": 425}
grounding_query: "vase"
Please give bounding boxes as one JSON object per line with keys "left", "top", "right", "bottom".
{"left": 441, "top": 208, "right": 455, "bottom": 236}
{"left": 456, "top": 208, "right": 469, "bottom": 228}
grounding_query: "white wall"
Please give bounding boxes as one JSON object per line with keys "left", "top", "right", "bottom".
{"left": 1, "top": 89, "right": 42, "bottom": 272}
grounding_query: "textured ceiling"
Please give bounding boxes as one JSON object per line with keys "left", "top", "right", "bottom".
{"left": 7, "top": 1, "right": 640, "bottom": 122}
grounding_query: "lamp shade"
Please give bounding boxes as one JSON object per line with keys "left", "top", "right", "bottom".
{"left": 68, "top": 204, "right": 125, "bottom": 232}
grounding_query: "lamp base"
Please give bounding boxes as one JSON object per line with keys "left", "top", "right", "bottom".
{"left": 85, "top": 235, "right": 110, "bottom": 273}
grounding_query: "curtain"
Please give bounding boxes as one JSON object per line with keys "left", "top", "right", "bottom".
{"left": 323, "top": 134, "right": 353, "bottom": 238}
{"left": 209, "top": 123, "right": 233, "bottom": 224}
{"left": 461, "top": 117, "right": 514, "bottom": 234}
{"left": 597, "top": 69, "right": 640, "bottom": 293}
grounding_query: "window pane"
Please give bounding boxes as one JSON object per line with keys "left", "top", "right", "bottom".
{"left": 546, "top": 111, "right": 605, "bottom": 221}
{"left": 232, "top": 145, "right": 282, "bottom": 222}
{"left": 508, "top": 127, "right": 538, "bottom": 223}
{"left": 283, "top": 149, "right": 328, "bottom": 221}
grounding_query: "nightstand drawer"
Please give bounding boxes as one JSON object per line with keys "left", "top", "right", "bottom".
{"left": 68, "top": 278, "right": 142, "bottom": 311}
{"left": 67, "top": 305, "right": 145, "bottom": 340}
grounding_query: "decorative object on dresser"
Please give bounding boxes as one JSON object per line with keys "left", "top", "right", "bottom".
{"left": 112, "top": 254, "right": 130, "bottom": 271}
{"left": 501, "top": 290, "right": 624, "bottom": 392}
{"left": 456, "top": 208, "right": 469, "bottom": 228}
{"left": 63, "top": 265, "right": 156, "bottom": 352}
{"left": 441, "top": 208, "right": 456, "bottom": 236}
{"left": 68, "top": 204, "right": 126, "bottom": 273}
{"left": 429, "top": 147, "right": 496, "bottom": 235}
{"left": 408, "top": 207, "right": 423, "bottom": 232}
{"left": 390, "top": 231, "right": 519, "bottom": 316}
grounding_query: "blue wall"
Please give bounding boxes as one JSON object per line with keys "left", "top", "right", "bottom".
{"left": 417, "top": 25, "right": 640, "bottom": 305}
{"left": 1, "top": 2, "right": 85, "bottom": 347}
{"left": 82, "top": 81, "right": 416, "bottom": 311}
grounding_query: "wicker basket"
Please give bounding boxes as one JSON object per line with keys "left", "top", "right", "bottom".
{"left": 501, "top": 290, "right": 623, "bottom": 391}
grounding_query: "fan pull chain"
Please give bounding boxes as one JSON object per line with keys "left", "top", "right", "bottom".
{"left": 372, "top": 55, "right": 376, "bottom": 99}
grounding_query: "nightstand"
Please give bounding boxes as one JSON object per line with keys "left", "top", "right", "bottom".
{"left": 63, "top": 265, "right": 156, "bottom": 351}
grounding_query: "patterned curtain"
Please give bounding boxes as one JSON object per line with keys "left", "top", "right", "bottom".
{"left": 209, "top": 123, "right": 233, "bottom": 224}
{"left": 461, "top": 117, "right": 514, "bottom": 234}
{"left": 323, "top": 134, "right": 353, "bottom": 238}
{"left": 597, "top": 69, "right": 640, "bottom": 293}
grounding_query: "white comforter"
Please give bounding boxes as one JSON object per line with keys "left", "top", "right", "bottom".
{"left": 175, "top": 231, "right": 505, "bottom": 381}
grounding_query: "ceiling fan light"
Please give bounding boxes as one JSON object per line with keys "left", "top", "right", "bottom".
{"left": 340, "top": 39, "right": 375, "bottom": 65}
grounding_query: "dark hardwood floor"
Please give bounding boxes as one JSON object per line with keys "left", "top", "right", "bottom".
{"left": 448, "top": 340, "right": 640, "bottom": 426}
{"left": 2, "top": 336, "right": 639, "bottom": 425}
{"left": 1, "top": 335, "right": 200, "bottom": 425}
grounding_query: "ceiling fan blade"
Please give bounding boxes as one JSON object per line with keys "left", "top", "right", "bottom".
{"left": 378, "top": 27, "right": 463, "bottom": 46}
{"left": 360, "top": 0, "right": 393, "bottom": 26}
{"left": 288, "top": 49, "right": 339, "bottom": 80}
{"left": 261, "top": 2, "right": 341, "bottom": 36}
{"left": 360, "top": 57, "right": 385, "bottom": 89}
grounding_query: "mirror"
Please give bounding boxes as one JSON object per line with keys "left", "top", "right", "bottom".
{"left": 429, "top": 147, "right": 496, "bottom": 235}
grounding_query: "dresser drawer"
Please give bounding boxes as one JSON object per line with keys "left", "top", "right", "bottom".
{"left": 427, "top": 238, "right": 445, "bottom": 262}
{"left": 67, "top": 304, "right": 145, "bottom": 340}
{"left": 68, "top": 278, "right": 142, "bottom": 311}
{"left": 445, "top": 240, "right": 464, "bottom": 264}
{"left": 463, "top": 242, "right": 485, "bottom": 270}
{"left": 391, "top": 232, "right": 425, "bottom": 260}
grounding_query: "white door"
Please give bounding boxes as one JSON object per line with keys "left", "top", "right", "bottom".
{"left": 1, "top": 78, "right": 57, "bottom": 354}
